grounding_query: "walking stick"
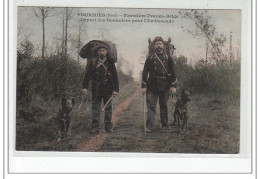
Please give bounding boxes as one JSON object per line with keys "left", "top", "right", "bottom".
{"left": 101, "top": 81, "right": 129, "bottom": 111}
{"left": 101, "top": 95, "right": 114, "bottom": 111}
{"left": 143, "top": 93, "right": 146, "bottom": 137}
{"left": 78, "top": 93, "right": 88, "bottom": 110}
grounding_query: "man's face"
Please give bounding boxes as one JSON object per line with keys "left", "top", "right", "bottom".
{"left": 97, "top": 48, "right": 107, "bottom": 59}
{"left": 154, "top": 41, "right": 164, "bottom": 53}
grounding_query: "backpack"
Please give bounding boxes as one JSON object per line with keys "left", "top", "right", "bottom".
{"left": 147, "top": 37, "right": 176, "bottom": 59}
{"left": 79, "top": 40, "right": 117, "bottom": 63}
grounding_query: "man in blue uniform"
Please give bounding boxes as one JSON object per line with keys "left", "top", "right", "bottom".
{"left": 141, "top": 37, "right": 177, "bottom": 133}
{"left": 82, "top": 44, "right": 119, "bottom": 134}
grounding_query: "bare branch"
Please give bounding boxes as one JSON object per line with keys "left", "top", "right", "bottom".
{"left": 33, "top": 8, "right": 43, "bottom": 22}
{"left": 187, "top": 14, "right": 222, "bottom": 62}
{"left": 181, "top": 10, "right": 225, "bottom": 62}
{"left": 44, "top": 7, "right": 54, "bottom": 18}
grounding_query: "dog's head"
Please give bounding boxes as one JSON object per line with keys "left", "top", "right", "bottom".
{"left": 181, "top": 89, "right": 191, "bottom": 102}
{"left": 61, "top": 97, "right": 76, "bottom": 113}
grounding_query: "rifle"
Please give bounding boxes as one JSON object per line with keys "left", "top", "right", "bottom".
{"left": 101, "top": 81, "right": 129, "bottom": 111}
{"left": 78, "top": 93, "right": 88, "bottom": 110}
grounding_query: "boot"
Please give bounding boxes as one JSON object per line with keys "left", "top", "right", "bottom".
{"left": 105, "top": 126, "right": 114, "bottom": 133}
{"left": 145, "top": 126, "right": 152, "bottom": 133}
{"left": 89, "top": 128, "right": 99, "bottom": 134}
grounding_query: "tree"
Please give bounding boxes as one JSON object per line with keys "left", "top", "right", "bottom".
{"left": 179, "top": 10, "right": 227, "bottom": 63}
{"left": 33, "top": 7, "right": 54, "bottom": 61}
{"left": 117, "top": 57, "right": 123, "bottom": 72}
{"left": 98, "top": 27, "right": 108, "bottom": 40}
{"left": 117, "top": 56, "right": 130, "bottom": 73}
{"left": 128, "top": 68, "right": 133, "bottom": 78}
{"left": 94, "top": 27, "right": 116, "bottom": 42}
{"left": 19, "top": 40, "right": 35, "bottom": 59}
{"left": 17, "top": 25, "right": 31, "bottom": 46}
{"left": 64, "top": 8, "right": 75, "bottom": 57}
{"left": 70, "top": 20, "right": 86, "bottom": 65}
{"left": 209, "top": 34, "right": 227, "bottom": 63}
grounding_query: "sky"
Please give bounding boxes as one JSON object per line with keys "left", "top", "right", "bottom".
{"left": 17, "top": 7, "right": 241, "bottom": 80}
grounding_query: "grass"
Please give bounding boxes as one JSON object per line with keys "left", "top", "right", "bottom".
{"left": 16, "top": 81, "right": 240, "bottom": 153}
{"left": 98, "top": 93, "right": 240, "bottom": 154}
{"left": 15, "top": 81, "right": 139, "bottom": 151}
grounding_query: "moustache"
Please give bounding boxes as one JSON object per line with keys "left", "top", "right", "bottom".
{"left": 156, "top": 46, "right": 163, "bottom": 51}
{"left": 99, "top": 54, "right": 106, "bottom": 57}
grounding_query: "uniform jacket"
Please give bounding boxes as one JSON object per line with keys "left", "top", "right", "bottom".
{"left": 83, "top": 57, "right": 119, "bottom": 96}
{"left": 141, "top": 52, "right": 177, "bottom": 92}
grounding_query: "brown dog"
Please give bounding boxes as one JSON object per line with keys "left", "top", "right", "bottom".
{"left": 173, "top": 90, "right": 191, "bottom": 132}
{"left": 57, "top": 97, "right": 75, "bottom": 142}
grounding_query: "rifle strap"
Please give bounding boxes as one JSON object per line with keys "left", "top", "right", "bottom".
{"left": 96, "top": 58, "right": 110, "bottom": 75}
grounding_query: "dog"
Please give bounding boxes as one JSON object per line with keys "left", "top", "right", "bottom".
{"left": 173, "top": 89, "right": 191, "bottom": 132}
{"left": 57, "top": 97, "right": 75, "bottom": 142}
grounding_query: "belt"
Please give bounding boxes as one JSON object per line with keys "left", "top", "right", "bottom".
{"left": 154, "top": 75, "right": 167, "bottom": 80}
{"left": 93, "top": 79, "right": 109, "bottom": 84}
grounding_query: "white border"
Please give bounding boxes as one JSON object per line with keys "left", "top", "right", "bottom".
{"left": 8, "top": 0, "right": 253, "bottom": 174}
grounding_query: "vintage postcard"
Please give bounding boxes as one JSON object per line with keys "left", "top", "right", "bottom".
{"left": 8, "top": 0, "right": 254, "bottom": 173}
{"left": 16, "top": 7, "right": 242, "bottom": 153}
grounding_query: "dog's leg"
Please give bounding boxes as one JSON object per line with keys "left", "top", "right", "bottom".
{"left": 186, "top": 113, "right": 188, "bottom": 128}
{"left": 181, "top": 115, "right": 185, "bottom": 130}
{"left": 57, "top": 119, "right": 64, "bottom": 142}
{"left": 60, "top": 119, "right": 66, "bottom": 140}
{"left": 57, "top": 129, "right": 62, "bottom": 142}
{"left": 173, "top": 110, "right": 177, "bottom": 126}
{"left": 66, "top": 121, "right": 71, "bottom": 139}
{"left": 177, "top": 114, "right": 180, "bottom": 134}
{"left": 182, "top": 113, "right": 188, "bottom": 130}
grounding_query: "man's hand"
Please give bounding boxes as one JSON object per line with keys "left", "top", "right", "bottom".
{"left": 112, "top": 91, "right": 118, "bottom": 96}
{"left": 170, "top": 87, "right": 176, "bottom": 95}
{"left": 141, "top": 88, "right": 147, "bottom": 95}
{"left": 82, "top": 88, "right": 88, "bottom": 94}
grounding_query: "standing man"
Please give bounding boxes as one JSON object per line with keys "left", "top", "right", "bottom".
{"left": 141, "top": 37, "right": 177, "bottom": 133}
{"left": 82, "top": 43, "right": 119, "bottom": 134}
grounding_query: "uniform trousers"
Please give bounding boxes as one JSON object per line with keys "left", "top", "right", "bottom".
{"left": 146, "top": 89, "right": 169, "bottom": 128}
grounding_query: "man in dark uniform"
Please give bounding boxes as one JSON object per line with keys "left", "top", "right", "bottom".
{"left": 141, "top": 37, "right": 177, "bottom": 133}
{"left": 82, "top": 44, "right": 119, "bottom": 134}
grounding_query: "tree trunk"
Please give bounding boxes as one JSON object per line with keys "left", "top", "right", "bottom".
{"left": 187, "top": 15, "right": 222, "bottom": 63}
{"left": 62, "top": 15, "right": 65, "bottom": 55}
{"left": 64, "top": 8, "right": 68, "bottom": 58}
{"left": 41, "top": 9, "right": 45, "bottom": 61}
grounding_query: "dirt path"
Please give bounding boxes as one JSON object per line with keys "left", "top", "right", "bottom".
{"left": 77, "top": 87, "right": 140, "bottom": 151}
